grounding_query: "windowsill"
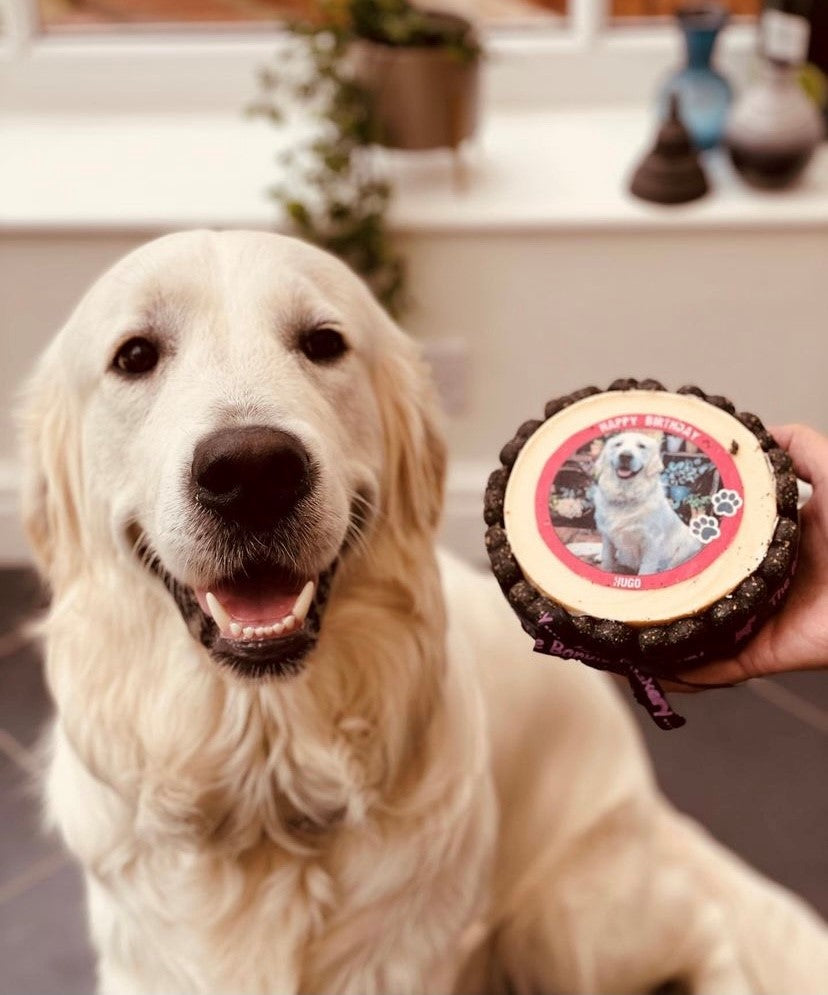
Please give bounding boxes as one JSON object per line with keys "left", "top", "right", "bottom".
{"left": 1, "top": 106, "right": 826, "bottom": 235}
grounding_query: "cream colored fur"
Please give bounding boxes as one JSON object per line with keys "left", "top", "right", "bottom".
{"left": 20, "top": 231, "right": 828, "bottom": 994}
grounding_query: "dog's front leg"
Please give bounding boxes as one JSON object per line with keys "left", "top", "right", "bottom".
{"left": 638, "top": 547, "right": 665, "bottom": 575}
{"left": 600, "top": 538, "right": 620, "bottom": 572}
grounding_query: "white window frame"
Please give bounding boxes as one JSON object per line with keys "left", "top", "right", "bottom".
{"left": 0, "top": 0, "right": 755, "bottom": 113}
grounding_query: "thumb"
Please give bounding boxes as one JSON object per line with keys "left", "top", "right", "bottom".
{"left": 769, "top": 424, "right": 828, "bottom": 490}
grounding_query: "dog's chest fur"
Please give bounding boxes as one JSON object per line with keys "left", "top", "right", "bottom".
{"left": 43, "top": 568, "right": 494, "bottom": 994}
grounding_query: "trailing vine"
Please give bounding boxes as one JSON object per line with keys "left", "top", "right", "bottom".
{"left": 250, "top": 21, "right": 406, "bottom": 315}
{"left": 249, "top": 0, "right": 480, "bottom": 317}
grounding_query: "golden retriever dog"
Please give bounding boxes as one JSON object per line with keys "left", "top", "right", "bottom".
{"left": 593, "top": 432, "right": 702, "bottom": 575}
{"left": 20, "top": 230, "right": 828, "bottom": 994}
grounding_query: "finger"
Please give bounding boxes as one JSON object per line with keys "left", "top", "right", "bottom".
{"left": 663, "top": 658, "right": 749, "bottom": 692}
{"left": 769, "top": 423, "right": 828, "bottom": 488}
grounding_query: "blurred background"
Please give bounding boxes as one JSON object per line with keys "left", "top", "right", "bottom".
{"left": 0, "top": 0, "right": 826, "bottom": 992}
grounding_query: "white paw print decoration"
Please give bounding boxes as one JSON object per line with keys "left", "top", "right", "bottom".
{"left": 690, "top": 515, "right": 721, "bottom": 544}
{"left": 711, "top": 489, "right": 743, "bottom": 518}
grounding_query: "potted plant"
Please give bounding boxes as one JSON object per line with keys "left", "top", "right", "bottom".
{"left": 250, "top": 0, "right": 481, "bottom": 317}
{"left": 348, "top": 0, "right": 482, "bottom": 151}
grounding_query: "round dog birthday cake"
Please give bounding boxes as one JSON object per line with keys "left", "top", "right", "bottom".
{"left": 485, "top": 380, "right": 800, "bottom": 728}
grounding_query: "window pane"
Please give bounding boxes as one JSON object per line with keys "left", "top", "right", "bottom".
{"left": 612, "top": 0, "right": 759, "bottom": 19}
{"left": 38, "top": 0, "right": 568, "bottom": 32}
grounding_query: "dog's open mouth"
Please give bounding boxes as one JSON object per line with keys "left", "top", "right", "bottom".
{"left": 136, "top": 538, "right": 338, "bottom": 679}
{"left": 194, "top": 561, "right": 336, "bottom": 679}
{"left": 133, "top": 491, "right": 372, "bottom": 679}
{"left": 196, "top": 566, "right": 315, "bottom": 643}
{"left": 615, "top": 466, "right": 641, "bottom": 479}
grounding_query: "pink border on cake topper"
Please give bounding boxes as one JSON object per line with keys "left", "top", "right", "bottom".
{"left": 534, "top": 414, "right": 744, "bottom": 591}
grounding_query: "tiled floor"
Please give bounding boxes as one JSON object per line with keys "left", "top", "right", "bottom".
{"left": 0, "top": 567, "right": 826, "bottom": 994}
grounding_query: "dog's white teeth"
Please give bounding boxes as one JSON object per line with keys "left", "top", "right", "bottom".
{"left": 292, "top": 581, "right": 315, "bottom": 625}
{"left": 206, "top": 592, "right": 231, "bottom": 634}
{"left": 215, "top": 582, "right": 314, "bottom": 642}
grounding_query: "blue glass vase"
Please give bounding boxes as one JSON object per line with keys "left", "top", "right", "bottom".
{"left": 661, "top": 4, "right": 732, "bottom": 151}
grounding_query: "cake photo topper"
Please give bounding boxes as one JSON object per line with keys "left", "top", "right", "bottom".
{"left": 485, "top": 380, "right": 800, "bottom": 730}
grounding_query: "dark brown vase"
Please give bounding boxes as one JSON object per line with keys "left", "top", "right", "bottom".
{"left": 351, "top": 14, "right": 480, "bottom": 152}
{"left": 629, "top": 94, "right": 710, "bottom": 205}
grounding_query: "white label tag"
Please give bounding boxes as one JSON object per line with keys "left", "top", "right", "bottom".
{"left": 761, "top": 9, "right": 811, "bottom": 64}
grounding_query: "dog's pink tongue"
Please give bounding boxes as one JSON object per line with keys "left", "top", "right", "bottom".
{"left": 200, "top": 577, "right": 302, "bottom": 623}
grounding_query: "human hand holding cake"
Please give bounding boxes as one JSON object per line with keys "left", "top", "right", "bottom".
{"left": 672, "top": 423, "right": 828, "bottom": 689}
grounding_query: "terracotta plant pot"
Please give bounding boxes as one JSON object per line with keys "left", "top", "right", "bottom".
{"left": 351, "top": 14, "right": 480, "bottom": 152}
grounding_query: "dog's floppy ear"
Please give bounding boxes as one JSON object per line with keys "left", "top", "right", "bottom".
{"left": 645, "top": 435, "right": 665, "bottom": 478}
{"left": 592, "top": 439, "right": 610, "bottom": 479}
{"left": 371, "top": 315, "right": 446, "bottom": 545}
{"left": 19, "top": 348, "right": 85, "bottom": 589}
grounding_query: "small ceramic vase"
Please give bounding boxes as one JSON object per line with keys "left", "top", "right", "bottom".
{"left": 630, "top": 94, "right": 710, "bottom": 205}
{"left": 725, "top": 59, "right": 825, "bottom": 189}
{"left": 661, "top": 3, "right": 732, "bottom": 151}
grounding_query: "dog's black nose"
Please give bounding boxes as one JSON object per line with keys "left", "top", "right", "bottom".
{"left": 192, "top": 426, "right": 313, "bottom": 530}
{"left": 618, "top": 451, "right": 633, "bottom": 467}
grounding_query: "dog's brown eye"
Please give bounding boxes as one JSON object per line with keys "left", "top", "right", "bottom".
{"left": 113, "top": 337, "right": 159, "bottom": 376}
{"left": 299, "top": 327, "right": 348, "bottom": 364}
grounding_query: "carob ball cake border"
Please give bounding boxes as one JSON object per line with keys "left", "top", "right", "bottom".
{"left": 484, "top": 379, "right": 800, "bottom": 679}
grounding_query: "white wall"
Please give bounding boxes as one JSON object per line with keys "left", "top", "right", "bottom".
{"left": 1, "top": 226, "right": 825, "bottom": 563}
{"left": 399, "top": 227, "right": 827, "bottom": 461}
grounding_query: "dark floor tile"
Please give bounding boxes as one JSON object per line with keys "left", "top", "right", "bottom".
{"left": 0, "top": 753, "right": 58, "bottom": 892}
{"left": 632, "top": 683, "right": 828, "bottom": 919}
{"left": 0, "top": 645, "right": 53, "bottom": 750}
{"left": 0, "top": 569, "right": 46, "bottom": 637}
{"left": 0, "top": 862, "right": 95, "bottom": 995}
{"left": 770, "top": 670, "right": 828, "bottom": 712}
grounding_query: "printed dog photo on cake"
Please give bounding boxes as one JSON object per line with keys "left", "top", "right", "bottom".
{"left": 549, "top": 430, "right": 725, "bottom": 576}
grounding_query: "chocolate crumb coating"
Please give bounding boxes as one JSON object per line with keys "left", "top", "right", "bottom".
{"left": 592, "top": 619, "right": 636, "bottom": 653}
{"left": 759, "top": 544, "right": 795, "bottom": 583}
{"left": 706, "top": 395, "right": 737, "bottom": 415}
{"left": 498, "top": 438, "right": 523, "bottom": 469}
{"left": 774, "top": 518, "right": 798, "bottom": 545}
{"left": 485, "top": 380, "right": 801, "bottom": 679}
{"left": 484, "top": 525, "right": 508, "bottom": 553}
{"left": 776, "top": 473, "right": 799, "bottom": 518}
{"left": 499, "top": 419, "right": 543, "bottom": 468}
{"left": 708, "top": 594, "right": 748, "bottom": 631}
{"left": 637, "top": 378, "right": 667, "bottom": 392}
{"left": 545, "top": 386, "right": 599, "bottom": 420}
{"left": 570, "top": 614, "right": 597, "bottom": 641}
{"left": 517, "top": 418, "right": 543, "bottom": 439}
{"left": 534, "top": 598, "right": 576, "bottom": 636}
{"left": 507, "top": 580, "right": 538, "bottom": 614}
{"left": 769, "top": 449, "right": 794, "bottom": 474}
{"left": 639, "top": 626, "right": 671, "bottom": 659}
{"left": 490, "top": 544, "right": 522, "bottom": 592}
{"left": 734, "top": 575, "right": 767, "bottom": 613}
{"left": 484, "top": 469, "right": 508, "bottom": 527}
{"left": 738, "top": 412, "right": 777, "bottom": 451}
{"left": 544, "top": 396, "right": 570, "bottom": 419}
{"left": 668, "top": 616, "right": 706, "bottom": 652}
{"left": 508, "top": 583, "right": 566, "bottom": 633}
